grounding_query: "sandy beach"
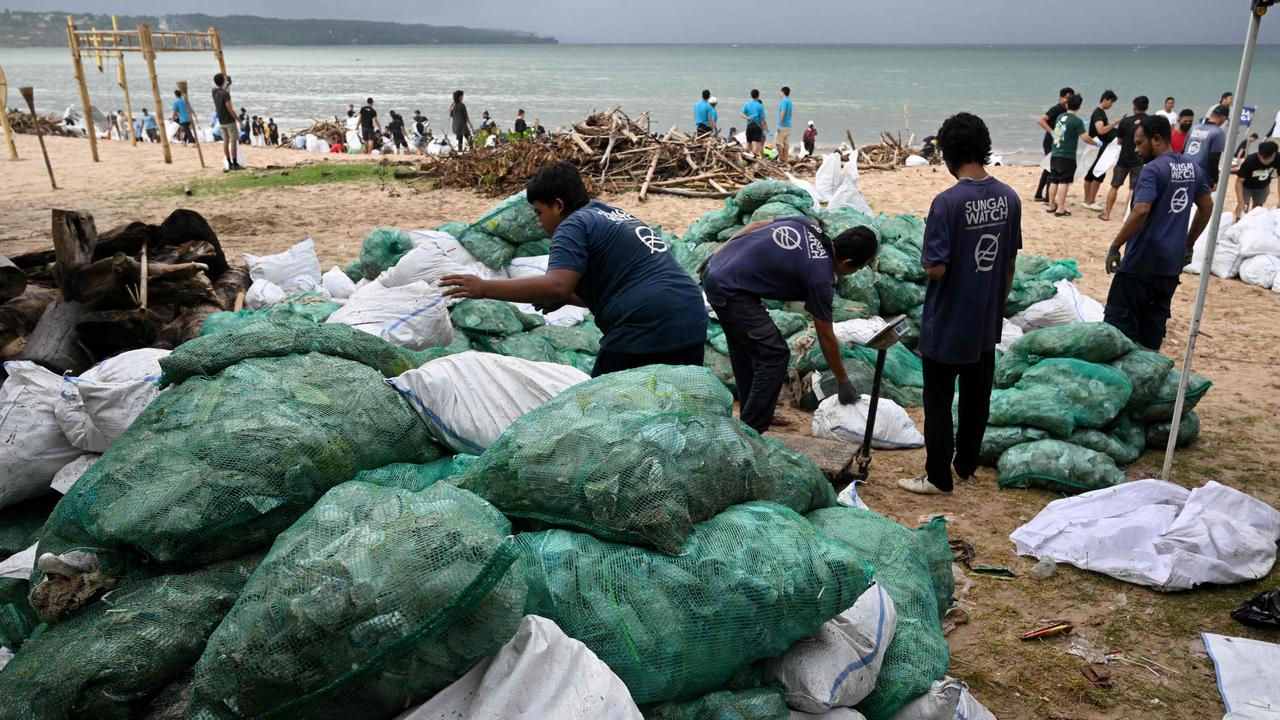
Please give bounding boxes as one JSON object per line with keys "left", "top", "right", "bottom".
{"left": 3, "top": 133, "right": 1279, "bottom": 720}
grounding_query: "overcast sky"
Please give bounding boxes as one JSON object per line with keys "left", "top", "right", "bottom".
{"left": 7, "top": 1, "right": 1279, "bottom": 44}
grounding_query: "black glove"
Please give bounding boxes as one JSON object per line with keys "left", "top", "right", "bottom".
{"left": 837, "top": 379, "right": 859, "bottom": 405}
{"left": 1106, "top": 246, "right": 1122, "bottom": 275}
{"left": 1183, "top": 243, "right": 1196, "bottom": 266}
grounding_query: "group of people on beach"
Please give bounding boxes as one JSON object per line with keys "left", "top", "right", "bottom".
{"left": 336, "top": 91, "right": 546, "bottom": 156}
{"left": 693, "top": 87, "right": 817, "bottom": 160}
{"left": 1034, "top": 88, "right": 1278, "bottom": 222}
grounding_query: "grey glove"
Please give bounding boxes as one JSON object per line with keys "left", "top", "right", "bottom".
{"left": 837, "top": 379, "right": 859, "bottom": 405}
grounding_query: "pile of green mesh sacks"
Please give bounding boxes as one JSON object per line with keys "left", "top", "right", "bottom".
{"left": 982, "top": 322, "right": 1211, "bottom": 494}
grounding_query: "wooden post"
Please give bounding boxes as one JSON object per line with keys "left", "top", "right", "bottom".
{"left": 66, "top": 16, "right": 99, "bottom": 162}
{"left": 210, "top": 28, "right": 228, "bottom": 78}
{"left": 0, "top": 65, "right": 18, "bottom": 160}
{"left": 111, "top": 15, "right": 136, "bottom": 146}
{"left": 19, "top": 87, "right": 56, "bottom": 189}
{"left": 138, "top": 24, "right": 172, "bottom": 164}
{"left": 178, "top": 81, "right": 205, "bottom": 168}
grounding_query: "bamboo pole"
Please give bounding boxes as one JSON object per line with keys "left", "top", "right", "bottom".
{"left": 19, "top": 87, "right": 56, "bottom": 189}
{"left": 66, "top": 16, "right": 99, "bottom": 162}
{"left": 112, "top": 16, "right": 137, "bottom": 146}
{"left": 210, "top": 28, "right": 228, "bottom": 78}
{"left": 178, "top": 81, "right": 205, "bottom": 168}
{"left": 0, "top": 65, "right": 18, "bottom": 160}
{"left": 138, "top": 24, "right": 172, "bottom": 164}
{"left": 139, "top": 238, "right": 148, "bottom": 309}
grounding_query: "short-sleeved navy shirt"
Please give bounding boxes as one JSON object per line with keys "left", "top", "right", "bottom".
{"left": 704, "top": 218, "right": 837, "bottom": 321}
{"left": 919, "top": 176, "right": 1022, "bottom": 365}
{"left": 548, "top": 201, "right": 707, "bottom": 353}
{"left": 1120, "top": 152, "right": 1211, "bottom": 277}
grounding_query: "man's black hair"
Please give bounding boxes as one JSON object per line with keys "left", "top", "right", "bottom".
{"left": 1179, "top": 108, "right": 1196, "bottom": 118}
{"left": 750, "top": 89, "right": 760, "bottom": 99}
{"left": 937, "top": 112, "right": 992, "bottom": 167}
{"left": 213, "top": 73, "right": 225, "bottom": 87}
{"left": 1133, "top": 95, "right": 1150, "bottom": 112}
{"left": 831, "top": 226, "right": 877, "bottom": 268}
{"left": 526, "top": 161, "right": 590, "bottom": 214}
{"left": 366, "top": 97, "right": 374, "bottom": 105}
{"left": 1142, "top": 115, "right": 1172, "bottom": 144}
{"left": 1222, "top": 91, "right": 1234, "bottom": 101}
{"left": 1059, "top": 87, "right": 1075, "bottom": 98}
{"left": 518, "top": 108, "right": 525, "bottom": 115}
{"left": 702, "top": 89, "right": 710, "bottom": 100}
{"left": 452, "top": 90, "right": 464, "bottom": 102}
{"left": 174, "top": 89, "right": 181, "bottom": 98}
{"left": 781, "top": 86, "right": 790, "bottom": 96}
{"left": 1260, "top": 140, "right": 1278, "bottom": 157}
{"left": 1166, "top": 96, "right": 1176, "bottom": 103}
{"left": 1101, "top": 90, "right": 1118, "bottom": 102}
{"left": 1067, "top": 94, "right": 1084, "bottom": 111}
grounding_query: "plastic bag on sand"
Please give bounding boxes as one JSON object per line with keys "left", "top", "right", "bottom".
{"left": 767, "top": 582, "right": 898, "bottom": 713}
{"left": 888, "top": 678, "right": 995, "bottom": 720}
{"left": 53, "top": 348, "right": 169, "bottom": 453}
{"left": 989, "top": 358, "right": 1132, "bottom": 437}
{"left": 1183, "top": 211, "right": 1234, "bottom": 274}
{"left": 519, "top": 502, "right": 872, "bottom": 704}
{"left": 1236, "top": 210, "right": 1280, "bottom": 259}
{"left": 381, "top": 244, "right": 489, "bottom": 289}
{"left": 648, "top": 687, "right": 790, "bottom": 720}
{"left": 244, "top": 238, "right": 322, "bottom": 286}
{"left": 1238, "top": 254, "right": 1280, "bottom": 288}
{"left": 506, "top": 254, "right": 549, "bottom": 279}
{"left": 188, "top": 482, "right": 525, "bottom": 720}
{"left": 812, "top": 395, "right": 924, "bottom": 449}
{"left": 0, "top": 555, "right": 259, "bottom": 720}
{"left": 244, "top": 277, "right": 286, "bottom": 309}
{"left": 459, "top": 366, "right": 836, "bottom": 555}
{"left": 0, "top": 361, "right": 82, "bottom": 511}
{"left": 396, "top": 615, "right": 642, "bottom": 720}
{"left": 806, "top": 509, "right": 951, "bottom": 720}
{"left": 322, "top": 265, "right": 357, "bottom": 299}
{"left": 1202, "top": 633, "right": 1280, "bottom": 720}
{"left": 995, "top": 322, "right": 1135, "bottom": 388}
{"left": 389, "top": 352, "right": 589, "bottom": 454}
{"left": 1009, "top": 280, "right": 1104, "bottom": 331}
{"left": 410, "top": 229, "right": 481, "bottom": 266}
{"left": 996, "top": 319, "right": 1023, "bottom": 354}
{"left": 326, "top": 281, "right": 453, "bottom": 350}
{"left": 997, "top": 439, "right": 1124, "bottom": 494}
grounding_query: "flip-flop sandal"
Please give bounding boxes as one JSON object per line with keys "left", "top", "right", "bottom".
{"left": 1055, "top": 211, "right": 1072, "bottom": 217}
{"left": 1045, "top": 206, "right": 1058, "bottom": 213}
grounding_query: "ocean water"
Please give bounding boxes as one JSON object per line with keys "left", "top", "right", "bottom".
{"left": 2, "top": 43, "right": 1276, "bottom": 161}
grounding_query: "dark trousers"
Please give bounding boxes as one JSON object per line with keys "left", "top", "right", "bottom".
{"left": 1104, "top": 272, "right": 1179, "bottom": 350}
{"left": 1035, "top": 136, "right": 1053, "bottom": 197}
{"left": 922, "top": 351, "right": 995, "bottom": 492}
{"left": 709, "top": 291, "right": 790, "bottom": 434}
{"left": 591, "top": 343, "right": 705, "bottom": 378}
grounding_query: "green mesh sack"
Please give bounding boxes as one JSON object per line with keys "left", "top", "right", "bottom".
{"left": 188, "top": 482, "right": 525, "bottom": 720}
{"left": 531, "top": 322, "right": 603, "bottom": 355}
{"left": 351, "top": 456, "right": 480, "bottom": 492}
{"left": 735, "top": 180, "right": 811, "bottom": 215}
{"left": 0, "top": 493, "right": 58, "bottom": 558}
{"left": 357, "top": 227, "right": 415, "bottom": 280}
{"left": 519, "top": 502, "right": 872, "bottom": 704}
{"left": 836, "top": 267, "right": 880, "bottom": 313}
{"left": 997, "top": 439, "right": 1125, "bottom": 494}
{"left": 469, "top": 190, "right": 550, "bottom": 246}
{"left": 0, "top": 555, "right": 259, "bottom": 720}
{"left": 804, "top": 364, "right": 922, "bottom": 409}
{"left": 342, "top": 258, "right": 366, "bottom": 282}
{"left": 995, "top": 322, "right": 1137, "bottom": 388}
{"left": 645, "top": 686, "right": 789, "bottom": 720}
{"left": 457, "top": 229, "right": 519, "bottom": 270}
{"left": 874, "top": 214, "right": 925, "bottom": 249}
{"left": 161, "top": 320, "right": 424, "bottom": 385}
{"left": 435, "top": 221, "right": 470, "bottom": 238}
{"left": 848, "top": 342, "right": 924, "bottom": 389}
{"left": 41, "top": 325, "right": 442, "bottom": 568}
{"left": 0, "top": 577, "right": 39, "bottom": 652}
{"left": 820, "top": 206, "right": 877, "bottom": 238}
{"left": 683, "top": 198, "right": 741, "bottom": 246}
{"left": 1110, "top": 350, "right": 1175, "bottom": 411}
{"left": 829, "top": 298, "right": 875, "bottom": 323}
{"left": 570, "top": 352, "right": 597, "bottom": 375}
{"left": 979, "top": 426, "right": 1049, "bottom": 466}
{"left": 469, "top": 332, "right": 567, "bottom": 364}
{"left": 449, "top": 298, "right": 530, "bottom": 337}
{"left": 749, "top": 201, "right": 809, "bottom": 224}
{"left": 876, "top": 243, "right": 925, "bottom": 282}
{"left": 200, "top": 293, "right": 342, "bottom": 337}
{"left": 989, "top": 358, "right": 1132, "bottom": 437}
{"left": 806, "top": 508, "right": 951, "bottom": 720}
{"left": 874, "top": 273, "right": 926, "bottom": 315}
{"left": 1067, "top": 424, "right": 1143, "bottom": 466}
{"left": 1146, "top": 410, "right": 1200, "bottom": 449}
{"left": 717, "top": 225, "right": 747, "bottom": 242}
{"left": 708, "top": 310, "right": 805, "bottom": 356}
{"left": 514, "top": 238, "right": 552, "bottom": 257}
{"left": 1003, "top": 257, "right": 1082, "bottom": 315}
{"left": 704, "top": 347, "right": 737, "bottom": 392}
{"left": 459, "top": 367, "right": 835, "bottom": 554}
{"left": 1138, "top": 370, "right": 1213, "bottom": 422}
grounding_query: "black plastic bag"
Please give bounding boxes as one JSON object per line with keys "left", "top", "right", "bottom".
{"left": 1231, "top": 588, "right": 1280, "bottom": 629}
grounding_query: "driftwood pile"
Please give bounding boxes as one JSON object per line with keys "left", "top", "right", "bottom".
{"left": 5, "top": 110, "right": 79, "bottom": 138}
{"left": 292, "top": 119, "right": 347, "bottom": 145}
{"left": 1, "top": 209, "right": 251, "bottom": 375}
{"left": 401, "top": 108, "right": 792, "bottom": 200}
{"left": 855, "top": 131, "right": 936, "bottom": 169}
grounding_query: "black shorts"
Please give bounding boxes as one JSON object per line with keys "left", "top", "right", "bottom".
{"left": 361, "top": 127, "right": 377, "bottom": 142}
{"left": 1049, "top": 156, "right": 1077, "bottom": 185}
{"left": 1084, "top": 150, "right": 1107, "bottom": 182}
{"left": 746, "top": 123, "right": 764, "bottom": 143}
{"left": 1103, "top": 272, "right": 1180, "bottom": 350}
{"left": 1111, "top": 163, "right": 1143, "bottom": 189}
{"left": 696, "top": 123, "right": 712, "bottom": 134}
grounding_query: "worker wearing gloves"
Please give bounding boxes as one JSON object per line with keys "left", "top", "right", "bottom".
{"left": 440, "top": 161, "right": 708, "bottom": 377}
{"left": 700, "top": 217, "right": 878, "bottom": 434}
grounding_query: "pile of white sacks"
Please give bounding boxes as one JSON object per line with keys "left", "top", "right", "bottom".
{"left": 1185, "top": 207, "right": 1280, "bottom": 292}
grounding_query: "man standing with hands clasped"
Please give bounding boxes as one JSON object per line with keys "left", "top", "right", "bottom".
{"left": 900, "top": 112, "right": 1021, "bottom": 496}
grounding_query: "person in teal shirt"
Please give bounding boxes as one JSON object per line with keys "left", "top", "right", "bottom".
{"left": 694, "top": 89, "right": 717, "bottom": 135}
{"left": 776, "top": 86, "right": 794, "bottom": 161}
{"left": 1046, "top": 94, "right": 1100, "bottom": 218}
{"left": 739, "top": 89, "right": 768, "bottom": 157}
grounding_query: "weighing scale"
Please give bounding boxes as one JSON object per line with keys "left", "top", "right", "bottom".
{"left": 836, "top": 314, "right": 911, "bottom": 484}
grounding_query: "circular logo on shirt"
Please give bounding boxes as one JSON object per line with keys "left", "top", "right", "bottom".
{"left": 772, "top": 225, "right": 803, "bottom": 251}
{"left": 1170, "top": 187, "right": 1189, "bottom": 214}
{"left": 974, "top": 234, "right": 1000, "bottom": 272}
{"left": 1186, "top": 140, "right": 1201, "bottom": 156}
{"left": 634, "top": 226, "right": 668, "bottom": 254}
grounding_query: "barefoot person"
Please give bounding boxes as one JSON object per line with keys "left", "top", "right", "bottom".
{"left": 440, "top": 162, "right": 707, "bottom": 376}
{"left": 701, "top": 218, "right": 877, "bottom": 434}
{"left": 900, "top": 112, "right": 1021, "bottom": 496}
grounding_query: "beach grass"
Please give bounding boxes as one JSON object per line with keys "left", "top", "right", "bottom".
{"left": 168, "top": 161, "right": 400, "bottom": 196}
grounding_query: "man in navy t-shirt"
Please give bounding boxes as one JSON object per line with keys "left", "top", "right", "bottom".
{"left": 1104, "top": 115, "right": 1214, "bottom": 350}
{"left": 440, "top": 162, "right": 707, "bottom": 376}
{"left": 900, "top": 112, "right": 1021, "bottom": 496}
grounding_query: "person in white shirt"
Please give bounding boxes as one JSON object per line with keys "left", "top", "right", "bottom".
{"left": 1204, "top": 92, "right": 1233, "bottom": 130}
{"left": 1156, "top": 96, "right": 1179, "bottom": 125}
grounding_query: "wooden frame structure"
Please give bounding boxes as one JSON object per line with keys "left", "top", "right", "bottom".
{"left": 66, "top": 16, "right": 227, "bottom": 165}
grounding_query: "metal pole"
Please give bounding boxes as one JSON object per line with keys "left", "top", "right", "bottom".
{"left": 1160, "top": 2, "right": 1265, "bottom": 480}
{"left": 112, "top": 15, "right": 137, "bottom": 146}
{"left": 66, "top": 16, "right": 100, "bottom": 162}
